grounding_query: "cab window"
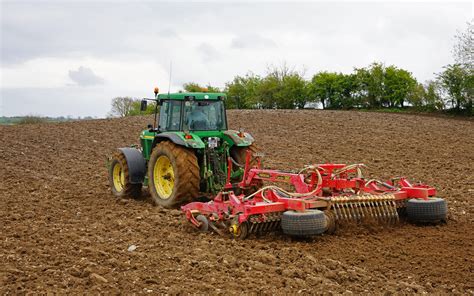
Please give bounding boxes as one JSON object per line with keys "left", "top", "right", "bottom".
{"left": 183, "top": 100, "right": 227, "bottom": 131}
{"left": 159, "top": 100, "right": 182, "bottom": 131}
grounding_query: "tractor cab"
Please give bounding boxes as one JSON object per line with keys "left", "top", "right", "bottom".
{"left": 157, "top": 93, "right": 227, "bottom": 132}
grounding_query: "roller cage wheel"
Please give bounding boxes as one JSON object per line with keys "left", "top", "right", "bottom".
{"left": 406, "top": 197, "right": 447, "bottom": 223}
{"left": 148, "top": 141, "right": 200, "bottom": 208}
{"left": 281, "top": 210, "right": 328, "bottom": 237}
{"left": 109, "top": 151, "right": 142, "bottom": 198}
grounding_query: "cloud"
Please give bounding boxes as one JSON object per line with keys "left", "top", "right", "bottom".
{"left": 68, "top": 66, "right": 104, "bottom": 86}
{"left": 231, "top": 34, "right": 277, "bottom": 49}
{"left": 158, "top": 28, "right": 179, "bottom": 39}
{"left": 196, "top": 43, "right": 221, "bottom": 63}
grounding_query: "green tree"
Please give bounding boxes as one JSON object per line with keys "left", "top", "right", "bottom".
{"left": 354, "top": 63, "right": 385, "bottom": 108}
{"left": 437, "top": 64, "right": 473, "bottom": 113}
{"left": 205, "top": 84, "right": 221, "bottom": 92}
{"left": 254, "top": 64, "right": 306, "bottom": 109}
{"left": 384, "top": 66, "right": 417, "bottom": 108}
{"left": 128, "top": 100, "right": 157, "bottom": 116}
{"left": 408, "top": 83, "right": 426, "bottom": 109}
{"left": 225, "top": 73, "right": 261, "bottom": 109}
{"left": 421, "top": 81, "right": 444, "bottom": 111}
{"left": 279, "top": 73, "right": 307, "bottom": 109}
{"left": 182, "top": 82, "right": 205, "bottom": 92}
{"left": 182, "top": 82, "right": 220, "bottom": 93}
{"left": 256, "top": 73, "right": 280, "bottom": 109}
{"left": 308, "top": 72, "right": 341, "bottom": 109}
{"left": 335, "top": 73, "right": 356, "bottom": 109}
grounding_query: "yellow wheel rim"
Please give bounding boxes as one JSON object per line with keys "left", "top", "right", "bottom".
{"left": 154, "top": 155, "right": 175, "bottom": 199}
{"left": 112, "top": 162, "right": 125, "bottom": 192}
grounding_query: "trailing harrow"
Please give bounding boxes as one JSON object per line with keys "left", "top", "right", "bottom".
{"left": 182, "top": 152, "right": 447, "bottom": 239}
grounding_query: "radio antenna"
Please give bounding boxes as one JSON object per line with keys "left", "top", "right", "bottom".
{"left": 168, "top": 61, "right": 172, "bottom": 98}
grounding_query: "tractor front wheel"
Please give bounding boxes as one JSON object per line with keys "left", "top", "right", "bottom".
{"left": 148, "top": 141, "right": 200, "bottom": 208}
{"left": 109, "top": 151, "right": 142, "bottom": 198}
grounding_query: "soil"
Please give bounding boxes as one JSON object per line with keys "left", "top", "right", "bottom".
{"left": 1, "top": 110, "right": 473, "bottom": 294}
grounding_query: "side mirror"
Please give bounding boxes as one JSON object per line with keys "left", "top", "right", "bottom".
{"left": 140, "top": 99, "right": 147, "bottom": 111}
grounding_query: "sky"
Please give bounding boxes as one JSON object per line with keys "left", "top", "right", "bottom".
{"left": 1, "top": 1, "right": 472, "bottom": 118}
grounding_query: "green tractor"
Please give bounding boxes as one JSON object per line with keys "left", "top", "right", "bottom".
{"left": 108, "top": 88, "right": 259, "bottom": 208}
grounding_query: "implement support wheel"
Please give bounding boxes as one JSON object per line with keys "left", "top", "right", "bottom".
{"left": 109, "top": 151, "right": 142, "bottom": 198}
{"left": 282, "top": 210, "right": 328, "bottom": 237}
{"left": 148, "top": 141, "right": 200, "bottom": 208}
{"left": 231, "top": 222, "right": 249, "bottom": 240}
{"left": 406, "top": 197, "right": 447, "bottom": 223}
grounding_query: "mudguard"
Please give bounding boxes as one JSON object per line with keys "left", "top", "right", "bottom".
{"left": 224, "top": 130, "right": 255, "bottom": 147}
{"left": 118, "top": 147, "right": 146, "bottom": 184}
{"left": 153, "top": 132, "right": 205, "bottom": 149}
{"left": 154, "top": 133, "right": 187, "bottom": 146}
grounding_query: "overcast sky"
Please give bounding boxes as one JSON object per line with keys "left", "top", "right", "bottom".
{"left": 1, "top": 1, "right": 472, "bottom": 117}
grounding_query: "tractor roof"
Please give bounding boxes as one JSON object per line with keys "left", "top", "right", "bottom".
{"left": 157, "top": 92, "right": 226, "bottom": 100}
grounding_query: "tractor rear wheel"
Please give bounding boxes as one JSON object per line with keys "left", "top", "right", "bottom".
{"left": 148, "top": 141, "right": 200, "bottom": 208}
{"left": 230, "top": 144, "right": 263, "bottom": 193}
{"left": 109, "top": 151, "right": 142, "bottom": 198}
{"left": 230, "top": 143, "right": 261, "bottom": 169}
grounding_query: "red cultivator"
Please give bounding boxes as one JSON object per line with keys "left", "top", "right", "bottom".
{"left": 182, "top": 152, "right": 447, "bottom": 239}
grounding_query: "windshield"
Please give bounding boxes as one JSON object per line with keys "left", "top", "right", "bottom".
{"left": 183, "top": 100, "right": 227, "bottom": 131}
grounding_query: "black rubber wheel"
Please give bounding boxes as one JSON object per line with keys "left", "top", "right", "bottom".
{"left": 406, "top": 197, "right": 447, "bottom": 223}
{"left": 196, "top": 215, "right": 209, "bottom": 232}
{"left": 324, "top": 211, "right": 337, "bottom": 234}
{"left": 230, "top": 144, "right": 261, "bottom": 170}
{"left": 281, "top": 210, "right": 327, "bottom": 237}
{"left": 109, "top": 151, "right": 142, "bottom": 198}
{"left": 232, "top": 222, "right": 249, "bottom": 240}
{"left": 230, "top": 144, "right": 263, "bottom": 193}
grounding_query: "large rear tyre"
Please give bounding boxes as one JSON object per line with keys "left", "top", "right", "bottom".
{"left": 230, "top": 144, "right": 263, "bottom": 193}
{"left": 406, "top": 197, "right": 447, "bottom": 223}
{"left": 281, "top": 210, "right": 328, "bottom": 237}
{"left": 230, "top": 143, "right": 261, "bottom": 170}
{"left": 148, "top": 141, "right": 200, "bottom": 208}
{"left": 109, "top": 151, "right": 142, "bottom": 198}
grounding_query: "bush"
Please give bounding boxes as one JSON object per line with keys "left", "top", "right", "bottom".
{"left": 17, "top": 116, "right": 48, "bottom": 125}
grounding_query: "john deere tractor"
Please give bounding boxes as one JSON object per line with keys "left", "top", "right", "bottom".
{"left": 109, "top": 88, "right": 259, "bottom": 208}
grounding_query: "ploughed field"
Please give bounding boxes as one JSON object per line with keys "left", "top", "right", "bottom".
{"left": 1, "top": 110, "right": 473, "bottom": 294}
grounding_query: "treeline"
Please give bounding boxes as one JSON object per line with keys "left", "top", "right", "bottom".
{"left": 182, "top": 61, "right": 472, "bottom": 115}
{"left": 0, "top": 116, "right": 97, "bottom": 125}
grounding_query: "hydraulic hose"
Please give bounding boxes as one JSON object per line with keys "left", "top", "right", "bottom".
{"left": 243, "top": 166, "right": 324, "bottom": 202}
